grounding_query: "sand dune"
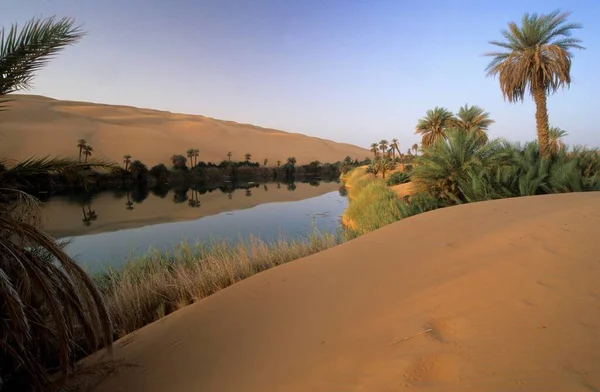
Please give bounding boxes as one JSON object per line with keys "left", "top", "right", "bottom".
{"left": 79, "top": 192, "right": 600, "bottom": 391}
{"left": 0, "top": 95, "right": 368, "bottom": 166}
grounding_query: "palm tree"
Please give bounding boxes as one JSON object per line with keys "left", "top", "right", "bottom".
{"left": 83, "top": 144, "right": 93, "bottom": 162}
{"left": 123, "top": 154, "right": 132, "bottom": 171}
{"left": 549, "top": 126, "right": 568, "bottom": 155}
{"left": 390, "top": 139, "right": 400, "bottom": 161}
{"left": 276, "top": 160, "right": 281, "bottom": 167}
{"left": 244, "top": 153, "right": 252, "bottom": 163}
{"left": 227, "top": 151, "right": 232, "bottom": 162}
{"left": 415, "top": 107, "right": 455, "bottom": 147}
{"left": 286, "top": 157, "right": 297, "bottom": 166}
{"left": 263, "top": 158, "right": 268, "bottom": 167}
{"left": 412, "top": 143, "right": 419, "bottom": 156}
{"left": 453, "top": 104, "right": 494, "bottom": 144}
{"left": 186, "top": 149, "right": 194, "bottom": 168}
{"left": 378, "top": 140, "right": 388, "bottom": 156}
{"left": 193, "top": 149, "right": 199, "bottom": 167}
{"left": 77, "top": 138, "right": 87, "bottom": 162}
{"left": 485, "top": 10, "right": 584, "bottom": 156}
{"left": 370, "top": 143, "right": 379, "bottom": 158}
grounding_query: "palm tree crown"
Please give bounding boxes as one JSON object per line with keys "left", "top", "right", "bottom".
{"left": 485, "top": 10, "right": 584, "bottom": 155}
{"left": 453, "top": 104, "right": 494, "bottom": 144}
{"left": 415, "top": 107, "right": 455, "bottom": 147}
{"left": 548, "top": 126, "right": 568, "bottom": 154}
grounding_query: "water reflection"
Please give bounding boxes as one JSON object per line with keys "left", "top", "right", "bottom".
{"left": 42, "top": 179, "right": 341, "bottom": 238}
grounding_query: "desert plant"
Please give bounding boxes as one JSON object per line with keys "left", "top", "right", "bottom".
{"left": 386, "top": 171, "right": 411, "bottom": 186}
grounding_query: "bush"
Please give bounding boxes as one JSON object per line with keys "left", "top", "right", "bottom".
{"left": 386, "top": 171, "right": 411, "bottom": 186}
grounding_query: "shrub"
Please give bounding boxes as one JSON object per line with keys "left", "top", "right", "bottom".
{"left": 386, "top": 171, "right": 411, "bottom": 186}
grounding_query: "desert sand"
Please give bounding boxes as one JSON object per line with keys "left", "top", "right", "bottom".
{"left": 81, "top": 192, "right": 600, "bottom": 391}
{"left": 0, "top": 95, "right": 368, "bottom": 166}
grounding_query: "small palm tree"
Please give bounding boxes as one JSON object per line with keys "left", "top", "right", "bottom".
{"left": 193, "top": 149, "right": 199, "bottom": 167}
{"left": 378, "top": 139, "right": 388, "bottom": 155}
{"left": 412, "top": 143, "right": 419, "bottom": 156}
{"left": 390, "top": 139, "right": 400, "bottom": 160}
{"left": 415, "top": 107, "right": 455, "bottom": 147}
{"left": 549, "top": 126, "right": 568, "bottom": 155}
{"left": 186, "top": 149, "right": 194, "bottom": 168}
{"left": 244, "top": 153, "right": 252, "bottom": 163}
{"left": 77, "top": 138, "right": 87, "bottom": 161}
{"left": 263, "top": 158, "right": 268, "bottom": 167}
{"left": 123, "top": 154, "right": 132, "bottom": 171}
{"left": 83, "top": 144, "right": 93, "bottom": 162}
{"left": 370, "top": 143, "right": 379, "bottom": 158}
{"left": 227, "top": 151, "right": 232, "bottom": 162}
{"left": 485, "top": 10, "right": 584, "bottom": 156}
{"left": 276, "top": 160, "right": 281, "bottom": 167}
{"left": 453, "top": 104, "right": 494, "bottom": 144}
{"left": 286, "top": 157, "right": 297, "bottom": 166}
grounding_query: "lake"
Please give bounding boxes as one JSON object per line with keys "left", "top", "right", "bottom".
{"left": 41, "top": 181, "right": 348, "bottom": 273}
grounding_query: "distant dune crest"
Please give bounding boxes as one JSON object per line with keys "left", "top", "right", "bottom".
{"left": 0, "top": 95, "right": 368, "bottom": 166}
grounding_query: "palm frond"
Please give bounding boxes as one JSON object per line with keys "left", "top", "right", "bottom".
{"left": 0, "top": 17, "right": 85, "bottom": 96}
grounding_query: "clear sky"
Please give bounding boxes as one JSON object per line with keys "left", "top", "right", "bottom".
{"left": 3, "top": 0, "right": 598, "bottom": 149}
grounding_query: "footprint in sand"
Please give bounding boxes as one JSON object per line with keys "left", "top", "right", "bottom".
{"left": 403, "top": 354, "right": 462, "bottom": 386}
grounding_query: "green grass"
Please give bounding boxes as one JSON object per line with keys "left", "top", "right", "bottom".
{"left": 342, "top": 169, "right": 404, "bottom": 237}
{"left": 93, "top": 232, "right": 342, "bottom": 335}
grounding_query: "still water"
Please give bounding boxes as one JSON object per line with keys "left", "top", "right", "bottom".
{"left": 41, "top": 181, "right": 347, "bottom": 273}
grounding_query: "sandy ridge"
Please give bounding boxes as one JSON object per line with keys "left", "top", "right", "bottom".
{"left": 79, "top": 192, "right": 600, "bottom": 392}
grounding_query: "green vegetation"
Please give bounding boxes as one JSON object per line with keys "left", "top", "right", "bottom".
{"left": 95, "top": 233, "right": 341, "bottom": 335}
{"left": 386, "top": 171, "right": 411, "bottom": 186}
{"left": 0, "top": 17, "right": 113, "bottom": 391}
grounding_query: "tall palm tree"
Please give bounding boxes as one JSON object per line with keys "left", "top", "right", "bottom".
{"left": 378, "top": 140, "right": 388, "bottom": 156}
{"left": 548, "top": 126, "right": 568, "bottom": 155}
{"left": 390, "top": 139, "right": 400, "bottom": 161}
{"left": 186, "top": 149, "right": 194, "bottom": 168}
{"left": 415, "top": 107, "right": 454, "bottom": 147}
{"left": 412, "top": 143, "right": 419, "bottom": 156}
{"left": 244, "top": 153, "right": 252, "bottom": 163}
{"left": 77, "top": 138, "right": 87, "bottom": 162}
{"left": 370, "top": 143, "right": 379, "bottom": 158}
{"left": 485, "top": 10, "right": 584, "bottom": 156}
{"left": 123, "top": 154, "right": 132, "bottom": 171}
{"left": 227, "top": 151, "right": 232, "bottom": 162}
{"left": 0, "top": 17, "right": 114, "bottom": 390}
{"left": 192, "top": 149, "right": 199, "bottom": 167}
{"left": 453, "top": 104, "right": 494, "bottom": 144}
{"left": 83, "top": 144, "right": 93, "bottom": 162}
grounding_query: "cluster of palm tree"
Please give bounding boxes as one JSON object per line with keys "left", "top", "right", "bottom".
{"left": 415, "top": 104, "right": 494, "bottom": 147}
{"left": 186, "top": 148, "right": 200, "bottom": 167}
{"left": 77, "top": 138, "right": 94, "bottom": 162}
{"left": 369, "top": 139, "right": 419, "bottom": 162}
{"left": 410, "top": 129, "right": 599, "bottom": 208}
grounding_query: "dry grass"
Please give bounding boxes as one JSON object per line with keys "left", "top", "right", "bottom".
{"left": 93, "top": 233, "right": 342, "bottom": 335}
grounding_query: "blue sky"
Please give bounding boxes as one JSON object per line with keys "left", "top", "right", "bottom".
{"left": 3, "top": 0, "right": 598, "bottom": 148}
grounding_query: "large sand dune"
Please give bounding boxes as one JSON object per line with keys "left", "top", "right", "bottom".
{"left": 0, "top": 95, "right": 368, "bottom": 166}
{"left": 80, "top": 192, "right": 600, "bottom": 391}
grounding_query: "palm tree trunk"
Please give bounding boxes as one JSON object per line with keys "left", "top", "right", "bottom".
{"left": 533, "top": 81, "right": 550, "bottom": 156}
{"left": 84, "top": 154, "right": 88, "bottom": 162}
{"left": 78, "top": 147, "right": 82, "bottom": 162}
